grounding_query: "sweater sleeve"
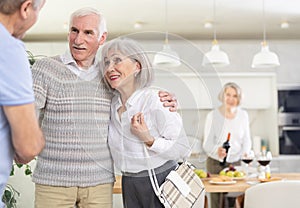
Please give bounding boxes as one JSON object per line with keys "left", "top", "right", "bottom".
{"left": 31, "top": 58, "right": 51, "bottom": 126}
{"left": 32, "top": 58, "right": 49, "bottom": 110}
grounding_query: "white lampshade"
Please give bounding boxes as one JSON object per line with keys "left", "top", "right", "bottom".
{"left": 202, "top": 43, "right": 230, "bottom": 67}
{"left": 252, "top": 44, "right": 280, "bottom": 68}
{"left": 153, "top": 43, "right": 181, "bottom": 67}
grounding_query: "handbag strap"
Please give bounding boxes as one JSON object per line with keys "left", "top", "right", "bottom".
{"left": 143, "top": 145, "right": 162, "bottom": 197}
{"left": 140, "top": 89, "right": 191, "bottom": 202}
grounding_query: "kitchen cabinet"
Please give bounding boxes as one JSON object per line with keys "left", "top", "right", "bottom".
{"left": 153, "top": 72, "right": 277, "bottom": 110}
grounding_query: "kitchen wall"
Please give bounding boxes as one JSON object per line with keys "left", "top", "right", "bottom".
{"left": 24, "top": 39, "right": 300, "bottom": 84}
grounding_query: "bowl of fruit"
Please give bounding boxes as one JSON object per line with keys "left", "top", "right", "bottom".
{"left": 219, "top": 165, "right": 246, "bottom": 180}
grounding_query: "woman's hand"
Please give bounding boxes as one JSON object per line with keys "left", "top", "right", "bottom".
{"left": 158, "top": 90, "right": 177, "bottom": 112}
{"left": 218, "top": 146, "right": 227, "bottom": 159}
{"left": 130, "top": 113, "right": 154, "bottom": 147}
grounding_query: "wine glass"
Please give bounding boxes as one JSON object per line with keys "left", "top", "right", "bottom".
{"left": 257, "top": 150, "right": 272, "bottom": 166}
{"left": 257, "top": 148, "right": 272, "bottom": 179}
{"left": 241, "top": 150, "right": 255, "bottom": 177}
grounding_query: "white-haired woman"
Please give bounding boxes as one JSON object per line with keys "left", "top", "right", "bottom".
{"left": 203, "top": 82, "right": 252, "bottom": 208}
{"left": 100, "top": 38, "right": 190, "bottom": 208}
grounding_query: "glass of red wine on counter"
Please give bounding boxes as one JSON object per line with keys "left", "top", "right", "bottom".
{"left": 257, "top": 146, "right": 272, "bottom": 166}
{"left": 257, "top": 146, "right": 272, "bottom": 179}
{"left": 241, "top": 150, "right": 255, "bottom": 177}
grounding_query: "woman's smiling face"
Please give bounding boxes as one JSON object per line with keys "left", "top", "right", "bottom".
{"left": 104, "top": 51, "right": 140, "bottom": 91}
{"left": 223, "top": 87, "right": 239, "bottom": 108}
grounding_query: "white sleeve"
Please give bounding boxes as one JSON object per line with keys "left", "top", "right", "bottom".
{"left": 147, "top": 94, "right": 190, "bottom": 159}
{"left": 242, "top": 110, "right": 252, "bottom": 154}
{"left": 203, "top": 111, "right": 219, "bottom": 159}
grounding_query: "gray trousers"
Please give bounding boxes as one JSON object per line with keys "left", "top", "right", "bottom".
{"left": 122, "top": 160, "right": 177, "bottom": 208}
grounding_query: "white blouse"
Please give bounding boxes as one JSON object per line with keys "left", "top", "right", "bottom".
{"left": 203, "top": 107, "right": 252, "bottom": 163}
{"left": 108, "top": 88, "right": 190, "bottom": 173}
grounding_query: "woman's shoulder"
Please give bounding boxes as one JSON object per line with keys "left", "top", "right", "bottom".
{"left": 207, "top": 108, "right": 221, "bottom": 117}
{"left": 138, "top": 88, "right": 160, "bottom": 102}
{"left": 236, "top": 107, "right": 249, "bottom": 120}
{"left": 237, "top": 107, "right": 248, "bottom": 115}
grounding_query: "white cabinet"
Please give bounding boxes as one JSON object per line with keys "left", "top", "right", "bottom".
{"left": 154, "top": 72, "right": 277, "bottom": 110}
{"left": 153, "top": 73, "right": 213, "bottom": 109}
{"left": 220, "top": 73, "right": 277, "bottom": 109}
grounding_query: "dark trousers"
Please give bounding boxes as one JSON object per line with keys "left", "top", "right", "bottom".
{"left": 122, "top": 160, "right": 177, "bottom": 208}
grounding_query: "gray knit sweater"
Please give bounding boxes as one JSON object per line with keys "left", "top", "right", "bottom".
{"left": 32, "top": 56, "right": 114, "bottom": 187}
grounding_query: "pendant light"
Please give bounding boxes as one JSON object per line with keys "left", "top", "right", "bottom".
{"left": 153, "top": 0, "right": 181, "bottom": 67}
{"left": 252, "top": 0, "right": 280, "bottom": 68}
{"left": 202, "top": 0, "right": 230, "bottom": 67}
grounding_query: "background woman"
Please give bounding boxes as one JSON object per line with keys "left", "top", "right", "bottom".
{"left": 203, "top": 82, "right": 251, "bottom": 208}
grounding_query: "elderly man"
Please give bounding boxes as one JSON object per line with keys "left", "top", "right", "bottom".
{"left": 0, "top": 0, "right": 46, "bottom": 207}
{"left": 32, "top": 7, "right": 176, "bottom": 208}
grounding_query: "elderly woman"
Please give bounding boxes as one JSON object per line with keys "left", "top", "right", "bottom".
{"left": 100, "top": 38, "right": 190, "bottom": 208}
{"left": 203, "top": 82, "right": 251, "bottom": 208}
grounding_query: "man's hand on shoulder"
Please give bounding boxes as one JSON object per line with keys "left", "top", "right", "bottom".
{"left": 158, "top": 90, "right": 178, "bottom": 112}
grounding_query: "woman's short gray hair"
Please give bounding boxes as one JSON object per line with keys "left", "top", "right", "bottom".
{"left": 100, "top": 38, "right": 154, "bottom": 92}
{"left": 218, "top": 82, "right": 243, "bottom": 105}
{"left": 0, "top": 0, "right": 43, "bottom": 15}
{"left": 70, "top": 7, "right": 107, "bottom": 40}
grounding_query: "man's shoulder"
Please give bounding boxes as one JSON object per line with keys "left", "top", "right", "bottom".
{"left": 32, "top": 55, "right": 66, "bottom": 72}
{"left": 34, "top": 55, "right": 61, "bottom": 65}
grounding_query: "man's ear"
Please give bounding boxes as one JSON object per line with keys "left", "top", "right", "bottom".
{"left": 99, "top": 32, "right": 107, "bottom": 46}
{"left": 19, "top": 0, "right": 32, "bottom": 19}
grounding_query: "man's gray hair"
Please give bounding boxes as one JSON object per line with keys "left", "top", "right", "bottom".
{"left": 0, "top": 0, "right": 44, "bottom": 15}
{"left": 70, "top": 7, "right": 107, "bottom": 40}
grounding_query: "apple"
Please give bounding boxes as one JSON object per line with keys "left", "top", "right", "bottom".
{"left": 194, "top": 169, "right": 208, "bottom": 178}
{"left": 199, "top": 171, "right": 207, "bottom": 178}
{"left": 226, "top": 171, "right": 235, "bottom": 177}
{"left": 234, "top": 171, "right": 245, "bottom": 177}
{"left": 219, "top": 170, "right": 226, "bottom": 176}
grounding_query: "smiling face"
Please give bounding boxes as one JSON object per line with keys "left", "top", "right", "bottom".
{"left": 223, "top": 87, "right": 239, "bottom": 109}
{"left": 68, "top": 14, "right": 106, "bottom": 68}
{"left": 104, "top": 51, "right": 140, "bottom": 92}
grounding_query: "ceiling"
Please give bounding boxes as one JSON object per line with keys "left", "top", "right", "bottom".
{"left": 25, "top": 0, "right": 300, "bottom": 41}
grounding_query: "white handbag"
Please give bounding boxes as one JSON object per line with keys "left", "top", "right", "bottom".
{"left": 144, "top": 146, "right": 206, "bottom": 208}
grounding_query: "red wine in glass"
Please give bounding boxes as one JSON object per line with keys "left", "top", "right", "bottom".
{"left": 258, "top": 160, "right": 271, "bottom": 166}
{"left": 242, "top": 159, "right": 253, "bottom": 164}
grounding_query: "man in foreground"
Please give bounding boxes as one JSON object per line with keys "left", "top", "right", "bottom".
{"left": 0, "top": 0, "right": 46, "bottom": 207}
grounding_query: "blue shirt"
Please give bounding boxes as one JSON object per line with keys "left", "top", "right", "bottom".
{"left": 0, "top": 23, "right": 35, "bottom": 203}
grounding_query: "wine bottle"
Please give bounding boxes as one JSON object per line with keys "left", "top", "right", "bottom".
{"left": 220, "top": 133, "right": 231, "bottom": 166}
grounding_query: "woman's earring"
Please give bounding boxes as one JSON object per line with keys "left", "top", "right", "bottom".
{"left": 134, "top": 71, "right": 138, "bottom": 77}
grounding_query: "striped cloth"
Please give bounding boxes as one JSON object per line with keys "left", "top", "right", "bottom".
{"left": 160, "top": 163, "right": 206, "bottom": 208}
